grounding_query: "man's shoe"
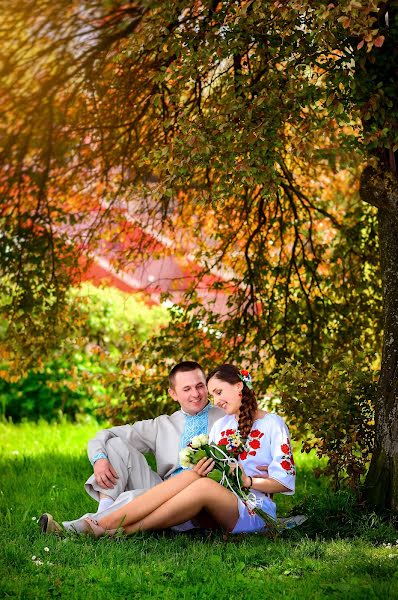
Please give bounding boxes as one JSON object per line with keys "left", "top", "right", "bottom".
{"left": 38, "top": 513, "right": 63, "bottom": 535}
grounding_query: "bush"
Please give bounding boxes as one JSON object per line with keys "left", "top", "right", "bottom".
{"left": 0, "top": 355, "right": 104, "bottom": 422}
{"left": 0, "top": 284, "right": 169, "bottom": 422}
{"left": 277, "top": 354, "right": 377, "bottom": 491}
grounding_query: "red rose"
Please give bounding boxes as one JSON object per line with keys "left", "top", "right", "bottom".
{"left": 226, "top": 429, "right": 236, "bottom": 436}
{"left": 241, "top": 369, "right": 249, "bottom": 376}
{"left": 249, "top": 450, "right": 256, "bottom": 456}
{"left": 281, "top": 443, "right": 290, "bottom": 455}
{"left": 239, "top": 451, "right": 248, "bottom": 460}
{"left": 250, "top": 429, "right": 261, "bottom": 438}
{"left": 281, "top": 460, "right": 292, "bottom": 471}
{"left": 218, "top": 438, "right": 228, "bottom": 445}
{"left": 249, "top": 439, "right": 261, "bottom": 449}
{"left": 221, "top": 430, "right": 226, "bottom": 436}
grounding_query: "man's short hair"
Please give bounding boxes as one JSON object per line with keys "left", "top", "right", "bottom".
{"left": 169, "top": 361, "right": 205, "bottom": 389}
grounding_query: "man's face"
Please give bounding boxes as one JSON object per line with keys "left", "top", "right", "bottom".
{"left": 169, "top": 369, "right": 208, "bottom": 415}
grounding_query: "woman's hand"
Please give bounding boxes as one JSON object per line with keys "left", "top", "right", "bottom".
{"left": 237, "top": 463, "right": 252, "bottom": 489}
{"left": 193, "top": 457, "right": 215, "bottom": 477}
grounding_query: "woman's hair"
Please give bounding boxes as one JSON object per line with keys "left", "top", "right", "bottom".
{"left": 206, "top": 363, "right": 257, "bottom": 440}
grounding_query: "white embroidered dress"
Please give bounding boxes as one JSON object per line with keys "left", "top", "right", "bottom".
{"left": 209, "top": 413, "right": 295, "bottom": 534}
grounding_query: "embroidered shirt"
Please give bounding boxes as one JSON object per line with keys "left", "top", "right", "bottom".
{"left": 173, "top": 403, "right": 211, "bottom": 475}
{"left": 209, "top": 413, "right": 296, "bottom": 504}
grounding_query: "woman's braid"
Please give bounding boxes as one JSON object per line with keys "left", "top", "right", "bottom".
{"left": 238, "top": 386, "right": 258, "bottom": 440}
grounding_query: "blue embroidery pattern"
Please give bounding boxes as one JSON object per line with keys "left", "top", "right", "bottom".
{"left": 172, "top": 403, "right": 210, "bottom": 476}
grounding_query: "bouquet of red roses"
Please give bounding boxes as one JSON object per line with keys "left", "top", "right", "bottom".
{"left": 179, "top": 432, "right": 279, "bottom": 534}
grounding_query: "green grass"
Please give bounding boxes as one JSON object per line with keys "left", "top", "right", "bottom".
{"left": 1, "top": 421, "right": 398, "bottom": 599}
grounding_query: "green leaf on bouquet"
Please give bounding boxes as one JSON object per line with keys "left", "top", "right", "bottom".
{"left": 207, "top": 469, "right": 223, "bottom": 483}
{"left": 237, "top": 466, "right": 244, "bottom": 484}
{"left": 192, "top": 449, "right": 207, "bottom": 464}
{"left": 209, "top": 446, "right": 227, "bottom": 460}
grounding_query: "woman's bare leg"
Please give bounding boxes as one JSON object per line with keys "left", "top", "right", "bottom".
{"left": 98, "top": 470, "right": 199, "bottom": 530}
{"left": 123, "top": 478, "right": 239, "bottom": 534}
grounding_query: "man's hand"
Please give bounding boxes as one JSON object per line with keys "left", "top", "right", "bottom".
{"left": 255, "top": 465, "right": 269, "bottom": 478}
{"left": 93, "top": 459, "right": 119, "bottom": 489}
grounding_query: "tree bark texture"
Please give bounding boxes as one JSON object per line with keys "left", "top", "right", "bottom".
{"left": 361, "top": 168, "right": 398, "bottom": 511}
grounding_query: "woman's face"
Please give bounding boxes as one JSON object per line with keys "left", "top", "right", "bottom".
{"left": 207, "top": 376, "right": 243, "bottom": 416}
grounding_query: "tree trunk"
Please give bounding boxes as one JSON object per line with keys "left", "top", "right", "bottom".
{"left": 364, "top": 200, "right": 398, "bottom": 511}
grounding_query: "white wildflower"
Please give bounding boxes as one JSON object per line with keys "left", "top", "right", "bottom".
{"left": 44, "top": 547, "right": 49, "bottom": 552}
{"left": 31, "top": 555, "right": 44, "bottom": 565}
{"left": 31, "top": 517, "right": 37, "bottom": 521}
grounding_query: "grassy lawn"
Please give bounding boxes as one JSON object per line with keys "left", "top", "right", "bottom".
{"left": 1, "top": 421, "right": 398, "bottom": 599}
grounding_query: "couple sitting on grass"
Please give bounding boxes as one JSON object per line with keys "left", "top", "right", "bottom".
{"left": 39, "top": 361, "right": 296, "bottom": 537}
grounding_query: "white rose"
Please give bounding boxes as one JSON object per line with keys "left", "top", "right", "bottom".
{"left": 180, "top": 457, "right": 192, "bottom": 468}
{"left": 198, "top": 434, "right": 209, "bottom": 445}
{"left": 179, "top": 448, "right": 192, "bottom": 462}
{"left": 191, "top": 436, "right": 202, "bottom": 448}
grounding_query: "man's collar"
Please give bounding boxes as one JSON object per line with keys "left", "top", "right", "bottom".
{"left": 181, "top": 402, "right": 211, "bottom": 418}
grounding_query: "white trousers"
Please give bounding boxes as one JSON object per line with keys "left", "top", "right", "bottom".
{"left": 63, "top": 437, "right": 162, "bottom": 532}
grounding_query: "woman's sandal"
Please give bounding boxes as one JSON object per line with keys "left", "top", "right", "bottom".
{"left": 83, "top": 517, "right": 119, "bottom": 539}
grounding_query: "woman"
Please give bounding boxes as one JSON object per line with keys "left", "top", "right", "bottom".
{"left": 82, "top": 364, "right": 295, "bottom": 536}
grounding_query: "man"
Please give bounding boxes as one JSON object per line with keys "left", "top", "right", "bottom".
{"left": 83, "top": 360, "right": 224, "bottom": 514}
{"left": 41, "top": 361, "right": 224, "bottom": 533}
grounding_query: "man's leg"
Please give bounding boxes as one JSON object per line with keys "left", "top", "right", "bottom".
{"left": 85, "top": 437, "right": 161, "bottom": 503}
{"left": 63, "top": 439, "right": 162, "bottom": 533}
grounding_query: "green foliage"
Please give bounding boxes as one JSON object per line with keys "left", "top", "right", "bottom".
{"left": 0, "top": 284, "right": 169, "bottom": 422}
{"left": 0, "top": 0, "right": 390, "bottom": 375}
{"left": 0, "top": 355, "right": 102, "bottom": 422}
{"left": 277, "top": 353, "right": 378, "bottom": 491}
{"left": 71, "top": 284, "right": 169, "bottom": 354}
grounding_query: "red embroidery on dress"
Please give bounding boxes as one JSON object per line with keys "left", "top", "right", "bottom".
{"left": 281, "top": 459, "right": 292, "bottom": 471}
{"left": 280, "top": 439, "right": 295, "bottom": 475}
{"left": 250, "top": 429, "right": 262, "bottom": 438}
{"left": 249, "top": 439, "right": 260, "bottom": 449}
{"left": 217, "top": 426, "right": 266, "bottom": 460}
